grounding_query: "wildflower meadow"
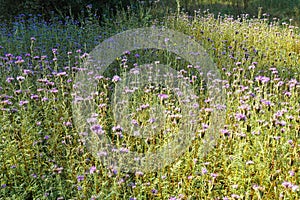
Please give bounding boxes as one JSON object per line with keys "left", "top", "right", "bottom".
{"left": 0, "top": 1, "right": 299, "bottom": 199}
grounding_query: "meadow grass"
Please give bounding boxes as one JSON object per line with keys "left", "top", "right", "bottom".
{"left": 0, "top": 2, "right": 299, "bottom": 200}
{"left": 153, "top": 0, "right": 300, "bottom": 25}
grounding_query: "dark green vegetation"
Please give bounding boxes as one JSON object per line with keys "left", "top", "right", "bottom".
{"left": 0, "top": 0, "right": 299, "bottom": 199}
{"left": 1, "top": 0, "right": 300, "bottom": 24}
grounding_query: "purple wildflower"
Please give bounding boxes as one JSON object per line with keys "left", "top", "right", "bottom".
{"left": 151, "top": 189, "right": 158, "bottom": 194}
{"left": 158, "top": 94, "right": 169, "bottom": 100}
{"left": 248, "top": 65, "right": 255, "bottom": 70}
{"left": 112, "top": 125, "right": 123, "bottom": 132}
{"left": 261, "top": 99, "right": 272, "bottom": 106}
{"left": 255, "top": 76, "right": 270, "bottom": 84}
{"left": 140, "top": 104, "right": 149, "bottom": 110}
{"left": 211, "top": 173, "right": 218, "bottom": 178}
{"left": 63, "top": 121, "right": 72, "bottom": 127}
{"left": 201, "top": 167, "right": 208, "bottom": 175}
{"left": 49, "top": 88, "right": 58, "bottom": 93}
{"left": 235, "top": 113, "right": 247, "bottom": 121}
{"left": 23, "top": 69, "right": 32, "bottom": 75}
{"left": 148, "top": 118, "right": 156, "bottom": 123}
{"left": 42, "top": 97, "right": 49, "bottom": 102}
{"left": 112, "top": 75, "right": 121, "bottom": 83}
{"left": 6, "top": 77, "right": 14, "bottom": 83}
{"left": 90, "top": 124, "right": 104, "bottom": 135}
{"left": 131, "top": 119, "right": 139, "bottom": 126}
{"left": 119, "top": 147, "right": 129, "bottom": 153}
{"left": 289, "top": 170, "right": 295, "bottom": 176}
{"left": 221, "top": 129, "right": 230, "bottom": 136}
{"left": 112, "top": 168, "right": 118, "bottom": 175}
{"left": 135, "top": 171, "right": 144, "bottom": 176}
{"left": 202, "top": 123, "right": 209, "bottom": 130}
{"left": 90, "top": 166, "right": 96, "bottom": 174}
{"left": 30, "top": 94, "right": 39, "bottom": 100}
{"left": 282, "top": 181, "right": 293, "bottom": 188}
{"left": 123, "top": 50, "right": 130, "bottom": 55}
{"left": 15, "top": 59, "right": 24, "bottom": 64}
{"left": 19, "top": 100, "right": 29, "bottom": 106}
{"left": 77, "top": 175, "right": 84, "bottom": 182}
{"left": 283, "top": 90, "right": 291, "bottom": 96}
{"left": 56, "top": 72, "right": 67, "bottom": 76}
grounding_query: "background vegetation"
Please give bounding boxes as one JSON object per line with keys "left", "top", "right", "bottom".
{"left": 1, "top": 0, "right": 300, "bottom": 24}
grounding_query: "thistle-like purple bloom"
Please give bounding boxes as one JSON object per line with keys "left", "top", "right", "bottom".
{"left": 112, "top": 125, "right": 123, "bottom": 132}
{"left": 158, "top": 94, "right": 169, "bottom": 100}
{"left": 77, "top": 175, "right": 84, "bottom": 182}
{"left": 235, "top": 113, "right": 247, "bottom": 121}
{"left": 112, "top": 75, "right": 121, "bottom": 83}
{"left": 19, "top": 100, "right": 29, "bottom": 106}
{"left": 90, "top": 166, "right": 96, "bottom": 174}
{"left": 135, "top": 171, "right": 144, "bottom": 176}
{"left": 63, "top": 121, "right": 72, "bottom": 127}
{"left": 90, "top": 124, "right": 104, "bottom": 135}
{"left": 221, "top": 129, "right": 230, "bottom": 136}
{"left": 202, "top": 167, "right": 208, "bottom": 175}
{"left": 6, "top": 77, "right": 14, "bottom": 83}
{"left": 255, "top": 76, "right": 270, "bottom": 84}
{"left": 123, "top": 50, "right": 130, "bottom": 55}
{"left": 211, "top": 173, "right": 218, "bottom": 178}
{"left": 282, "top": 181, "right": 293, "bottom": 188}
{"left": 151, "top": 189, "right": 158, "bottom": 194}
{"left": 289, "top": 170, "right": 295, "bottom": 176}
{"left": 30, "top": 94, "right": 39, "bottom": 100}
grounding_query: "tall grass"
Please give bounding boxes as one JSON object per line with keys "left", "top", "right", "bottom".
{"left": 155, "top": 0, "right": 300, "bottom": 25}
{"left": 0, "top": 2, "right": 299, "bottom": 200}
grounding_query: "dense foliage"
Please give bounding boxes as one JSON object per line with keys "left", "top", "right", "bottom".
{"left": 0, "top": 0, "right": 135, "bottom": 22}
{"left": 1, "top": 0, "right": 300, "bottom": 23}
